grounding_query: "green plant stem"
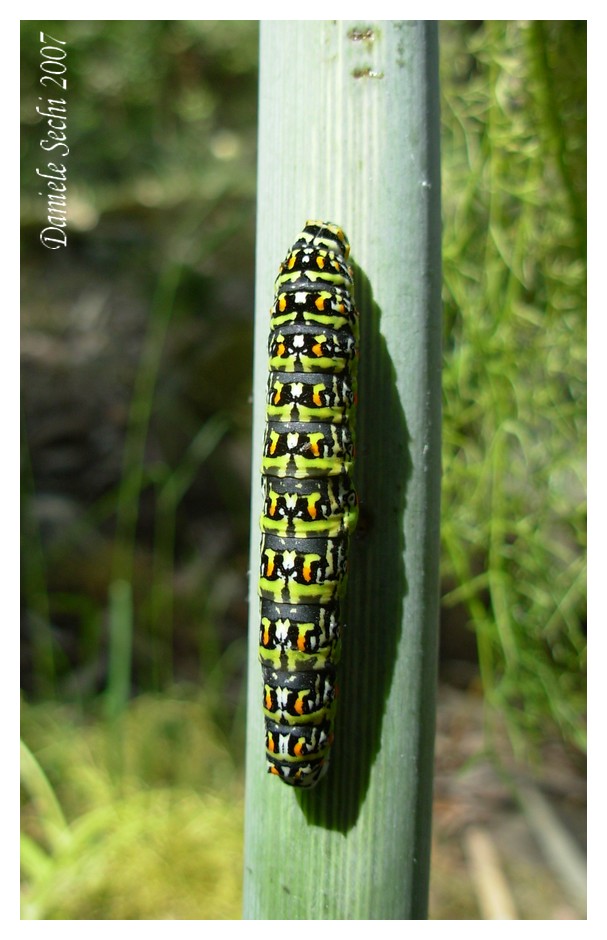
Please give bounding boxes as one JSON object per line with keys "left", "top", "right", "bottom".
{"left": 150, "top": 415, "right": 229, "bottom": 687}
{"left": 243, "top": 20, "right": 442, "bottom": 920}
{"left": 527, "top": 21, "right": 586, "bottom": 258}
{"left": 111, "top": 263, "right": 182, "bottom": 586}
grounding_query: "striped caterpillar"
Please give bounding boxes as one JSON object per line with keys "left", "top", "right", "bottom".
{"left": 258, "top": 221, "right": 359, "bottom": 787}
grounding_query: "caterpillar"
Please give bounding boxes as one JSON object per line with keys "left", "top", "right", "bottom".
{"left": 258, "top": 220, "right": 359, "bottom": 787}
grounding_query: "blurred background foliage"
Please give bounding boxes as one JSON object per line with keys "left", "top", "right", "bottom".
{"left": 20, "top": 20, "right": 586, "bottom": 919}
{"left": 440, "top": 20, "right": 586, "bottom": 755}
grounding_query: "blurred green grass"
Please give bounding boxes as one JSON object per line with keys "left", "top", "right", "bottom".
{"left": 21, "top": 693, "right": 243, "bottom": 919}
{"left": 440, "top": 20, "right": 586, "bottom": 756}
{"left": 21, "top": 20, "right": 586, "bottom": 919}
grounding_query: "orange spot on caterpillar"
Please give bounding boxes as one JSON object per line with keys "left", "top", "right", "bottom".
{"left": 312, "top": 343, "right": 323, "bottom": 357}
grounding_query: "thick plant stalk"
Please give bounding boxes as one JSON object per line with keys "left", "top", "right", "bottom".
{"left": 244, "top": 20, "right": 441, "bottom": 919}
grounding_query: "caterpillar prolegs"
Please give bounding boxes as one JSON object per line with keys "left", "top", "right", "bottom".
{"left": 258, "top": 221, "right": 359, "bottom": 787}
